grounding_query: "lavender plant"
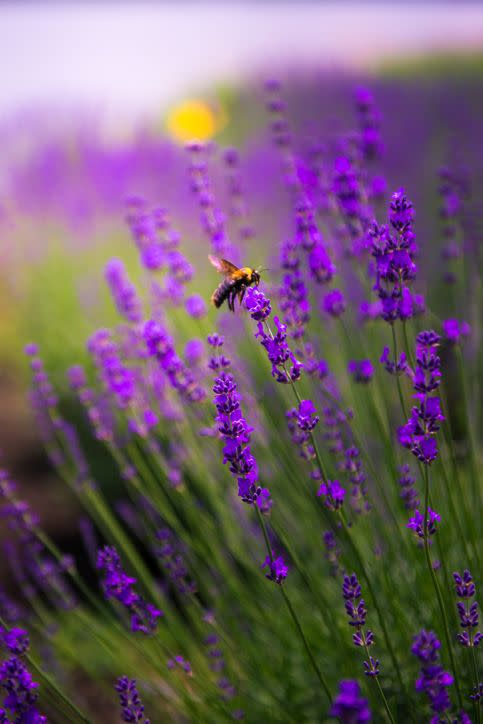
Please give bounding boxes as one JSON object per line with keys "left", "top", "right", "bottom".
{"left": 0, "top": 76, "right": 481, "bottom": 724}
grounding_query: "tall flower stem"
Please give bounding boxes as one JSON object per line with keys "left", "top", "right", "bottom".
{"left": 402, "top": 321, "right": 415, "bottom": 370}
{"left": 255, "top": 505, "right": 332, "bottom": 703}
{"left": 422, "top": 466, "right": 463, "bottom": 709}
{"left": 362, "top": 639, "right": 396, "bottom": 724}
{"left": 391, "top": 324, "right": 408, "bottom": 419}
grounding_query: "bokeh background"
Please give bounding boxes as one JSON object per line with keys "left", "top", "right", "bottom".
{"left": 0, "top": 0, "right": 482, "bottom": 616}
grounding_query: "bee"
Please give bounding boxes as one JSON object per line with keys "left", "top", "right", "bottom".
{"left": 209, "top": 255, "right": 261, "bottom": 311}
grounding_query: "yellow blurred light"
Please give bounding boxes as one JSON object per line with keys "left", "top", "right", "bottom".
{"left": 166, "top": 99, "right": 221, "bottom": 142}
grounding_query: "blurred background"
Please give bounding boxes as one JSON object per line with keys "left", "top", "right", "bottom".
{"left": 0, "top": 0, "right": 482, "bottom": 592}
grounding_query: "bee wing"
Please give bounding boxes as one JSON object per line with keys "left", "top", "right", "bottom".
{"left": 208, "top": 255, "right": 240, "bottom": 276}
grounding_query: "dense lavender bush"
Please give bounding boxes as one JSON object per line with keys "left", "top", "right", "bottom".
{"left": 0, "top": 77, "right": 481, "bottom": 723}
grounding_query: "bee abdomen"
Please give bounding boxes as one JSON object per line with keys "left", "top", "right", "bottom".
{"left": 211, "top": 278, "right": 235, "bottom": 308}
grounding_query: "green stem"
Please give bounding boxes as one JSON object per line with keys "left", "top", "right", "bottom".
{"left": 470, "top": 644, "right": 481, "bottom": 724}
{"left": 391, "top": 324, "right": 408, "bottom": 420}
{"left": 402, "top": 320, "right": 415, "bottom": 370}
{"left": 422, "top": 466, "right": 463, "bottom": 709}
{"left": 255, "top": 506, "right": 332, "bottom": 703}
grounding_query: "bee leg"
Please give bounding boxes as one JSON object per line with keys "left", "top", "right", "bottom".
{"left": 238, "top": 286, "right": 246, "bottom": 307}
{"left": 228, "top": 291, "right": 235, "bottom": 312}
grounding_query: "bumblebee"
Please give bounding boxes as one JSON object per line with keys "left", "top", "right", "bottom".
{"left": 209, "top": 255, "right": 261, "bottom": 311}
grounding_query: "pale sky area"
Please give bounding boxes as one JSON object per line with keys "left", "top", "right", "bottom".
{"left": 0, "top": 2, "right": 482, "bottom": 120}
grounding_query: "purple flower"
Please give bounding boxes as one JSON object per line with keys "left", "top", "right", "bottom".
{"left": 185, "top": 294, "right": 207, "bottom": 319}
{"left": 355, "top": 85, "right": 383, "bottom": 162}
{"left": 144, "top": 320, "right": 206, "bottom": 403}
{"left": 453, "top": 570, "right": 482, "bottom": 648}
{"left": 295, "top": 400, "right": 319, "bottom": 432}
{"left": 97, "top": 546, "right": 163, "bottom": 634}
{"left": 1, "top": 628, "right": 29, "bottom": 656}
{"left": 407, "top": 509, "right": 440, "bottom": 539}
{"left": 154, "top": 529, "right": 197, "bottom": 597}
{"left": 263, "top": 555, "right": 288, "bottom": 585}
{"left": 246, "top": 293, "right": 302, "bottom": 384}
{"left": 330, "top": 679, "right": 371, "bottom": 723}
{"left": 105, "top": 258, "right": 143, "bottom": 323}
{"left": 317, "top": 480, "right": 346, "bottom": 511}
{"left": 115, "top": 677, "right": 150, "bottom": 723}
{"left": 0, "top": 656, "right": 46, "bottom": 723}
{"left": 348, "top": 360, "right": 374, "bottom": 384}
{"left": 308, "top": 243, "right": 336, "bottom": 284}
{"left": 212, "top": 371, "right": 263, "bottom": 505}
{"left": 167, "top": 655, "right": 192, "bottom": 674}
{"left": 323, "top": 289, "right": 346, "bottom": 318}
{"left": 370, "top": 190, "right": 424, "bottom": 323}
{"left": 442, "top": 319, "right": 471, "bottom": 345}
{"left": 398, "top": 465, "right": 420, "bottom": 511}
{"left": 399, "top": 331, "right": 444, "bottom": 464}
{"left": 184, "top": 338, "right": 204, "bottom": 365}
{"left": 256, "top": 488, "right": 273, "bottom": 515}
{"left": 341, "top": 574, "right": 377, "bottom": 675}
{"left": 412, "top": 630, "right": 453, "bottom": 716}
{"left": 244, "top": 287, "right": 271, "bottom": 321}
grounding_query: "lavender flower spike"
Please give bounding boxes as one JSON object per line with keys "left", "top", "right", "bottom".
{"left": 330, "top": 679, "right": 372, "bottom": 723}
{"left": 212, "top": 370, "right": 262, "bottom": 505}
{"left": 342, "top": 574, "right": 378, "bottom": 676}
{"left": 97, "top": 546, "right": 163, "bottom": 634}
{"left": 245, "top": 287, "right": 302, "bottom": 384}
{"left": 115, "top": 676, "right": 151, "bottom": 723}
{"left": 412, "top": 630, "right": 454, "bottom": 717}
{"left": 453, "top": 570, "right": 482, "bottom": 648}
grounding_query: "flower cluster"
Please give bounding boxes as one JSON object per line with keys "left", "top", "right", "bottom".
{"left": 144, "top": 319, "right": 206, "bottom": 403}
{"left": 380, "top": 346, "right": 410, "bottom": 377}
{"left": 0, "top": 469, "right": 77, "bottom": 610}
{"left": 370, "top": 189, "right": 424, "bottom": 323}
{"left": 438, "top": 167, "right": 467, "bottom": 285}
{"left": 355, "top": 85, "right": 384, "bottom": 161}
{"left": 154, "top": 528, "right": 197, "bottom": 596}
{"left": 398, "top": 464, "right": 420, "bottom": 512}
{"left": 348, "top": 359, "right": 374, "bottom": 384}
{"left": 322, "top": 530, "right": 341, "bottom": 577}
{"left": 88, "top": 329, "right": 135, "bottom": 410}
{"left": 245, "top": 288, "right": 302, "bottom": 384}
{"left": 322, "top": 288, "right": 346, "bottom": 318}
{"left": 442, "top": 319, "right": 471, "bottom": 345}
{"left": 167, "top": 655, "right": 192, "bottom": 674}
{"left": 262, "top": 555, "right": 288, "bottom": 585}
{"left": 321, "top": 404, "right": 370, "bottom": 513}
{"left": 411, "top": 630, "right": 453, "bottom": 717}
{"left": 223, "top": 147, "right": 254, "bottom": 242}
{"left": 399, "top": 331, "right": 444, "bottom": 464}
{"left": 407, "top": 508, "right": 440, "bottom": 539}
{"left": 115, "top": 676, "right": 151, "bottom": 723}
{"left": 317, "top": 479, "right": 346, "bottom": 511}
{"left": 278, "top": 240, "right": 310, "bottom": 340}
{"left": 212, "top": 370, "right": 261, "bottom": 504}
{"left": 330, "top": 679, "right": 372, "bottom": 723}
{"left": 97, "top": 546, "right": 162, "bottom": 634}
{"left": 105, "top": 258, "right": 143, "bottom": 323}
{"left": 342, "top": 574, "right": 379, "bottom": 676}
{"left": 187, "top": 143, "right": 235, "bottom": 259}
{"left": 453, "top": 570, "right": 482, "bottom": 648}
{"left": 0, "top": 626, "right": 46, "bottom": 723}
{"left": 207, "top": 333, "right": 231, "bottom": 373}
